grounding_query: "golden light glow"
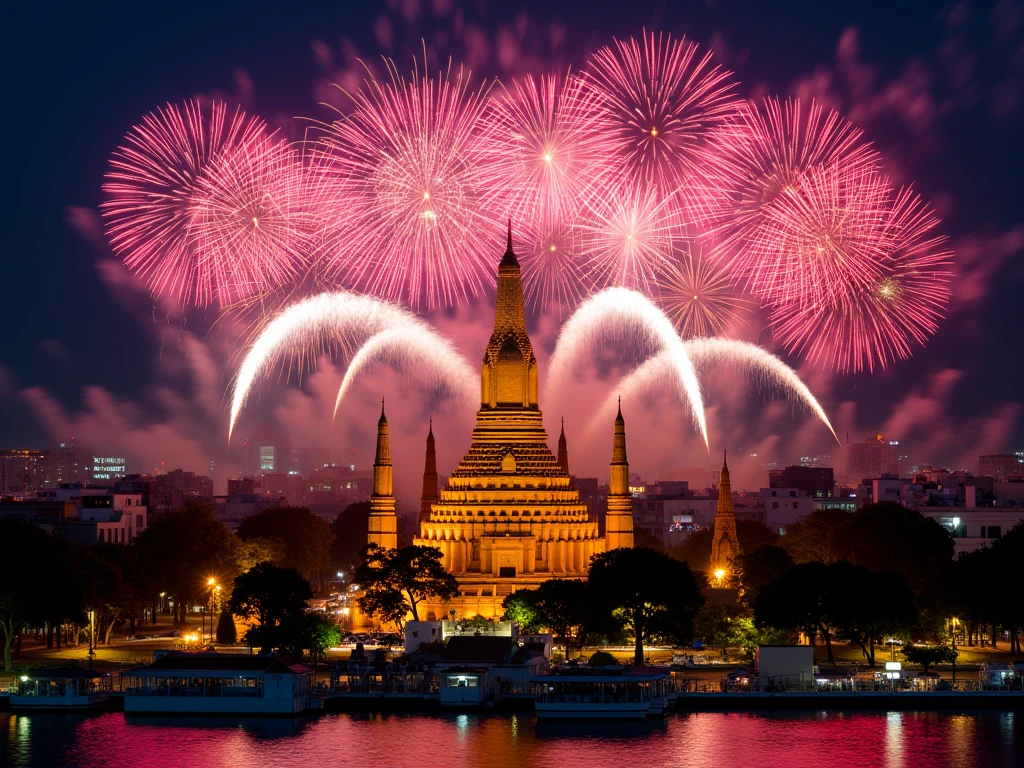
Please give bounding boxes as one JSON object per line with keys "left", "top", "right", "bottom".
{"left": 423, "top": 191, "right": 431, "bottom": 201}
{"left": 207, "top": 577, "right": 216, "bottom": 586}
{"left": 252, "top": 216, "right": 259, "bottom": 229}
{"left": 650, "top": 127, "right": 658, "bottom": 137}
{"left": 549, "top": 244, "right": 556, "bottom": 252}
{"left": 714, "top": 568, "right": 725, "bottom": 581}
{"left": 543, "top": 152, "right": 552, "bottom": 162}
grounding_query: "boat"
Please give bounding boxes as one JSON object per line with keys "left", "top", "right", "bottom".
{"left": 530, "top": 669, "right": 672, "bottom": 720}
{"left": 11, "top": 667, "right": 112, "bottom": 710}
{"left": 122, "top": 651, "right": 315, "bottom": 715}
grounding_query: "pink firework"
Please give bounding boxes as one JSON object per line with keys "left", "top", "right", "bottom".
{"left": 519, "top": 220, "right": 591, "bottom": 315}
{"left": 103, "top": 100, "right": 301, "bottom": 308}
{"left": 751, "top": 162, "right": 891, "bottom": 308}
{"left": 476, "top": 72, "right": 607, "bottom": 233}
{"left": 576, "top": 181, "right": 680, "bottom": 296}
{"left": 310, "top": 58, "right": 497, "bottom": 310}
{"left": 710, "top": 98, "right": 881, "bottom": 302}
{"left": 581, "top": 31, "right": 744, "bottom": 226}
{"left": 656, "top": 247, "right": 749, "bottom": 338}
{"left": 771, "top": 187, "right": 953, "bottom": 373}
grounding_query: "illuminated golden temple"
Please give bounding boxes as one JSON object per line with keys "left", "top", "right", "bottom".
{"left": 367, "top": 225, "right": 633, "bottom": 619}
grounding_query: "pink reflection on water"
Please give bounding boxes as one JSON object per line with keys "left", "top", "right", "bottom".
{"left": 3, "top": 710, "right": 1018, "bottom": 768}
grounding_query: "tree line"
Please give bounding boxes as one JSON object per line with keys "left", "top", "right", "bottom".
{"left": 0, "top": 500, "right": 376, "bottom": 670}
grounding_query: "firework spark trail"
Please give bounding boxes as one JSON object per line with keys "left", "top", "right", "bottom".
{"left": 519, "top": 220, "right": 589, "bottom": 316}
{"left": 770, "top": 187, "right": 953, "bottom": 373}
{"left": 582, "top": 339, "right": 839, "bottom": 443}
{"left": 332, "top": 326, "right": 477, "bottom": 421}
{"left": 576, "top": 182, "right": 680, "bottom": 296}
{"left": 656, "top": 247, "right": 749, "bottom": 338}
{"left": 709, "top": 98, "right": 883, "bottom": 305}
{"left": 228, "top": 292, "right": 429, "bottom": 441}
{"left": 102, "top": 100, "right": 293, "bottom": 308}
{"left": 310, "top": 57, "right": 497, "bottom": 310}
{"left": 544, "top": 287, "right": 709, "bottom": 448}
{"left": 582, "top": 30, "right": 744, "bottom": 225}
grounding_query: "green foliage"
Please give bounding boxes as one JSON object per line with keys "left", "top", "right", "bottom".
{"left": 833, "top": 502, "right": 954, "bottom": 598}
{"left": 588, "top": 650, "right": 618, "bottom": 667}
{"left": 237, "top": 506, "right": 334, "bottom": 580}
{"left": 229, "top": 562, "right": 313, "bottom": 654}
{"left": 501, "top": 590, "right": 542, "bottom": 634}
{"left": 693, "top": 599, "right": 733, "bottom": 650}
{"left": 754, "top": 561, "right": 836, "bottom": 663}
{"left": 234, "top": 537, "right": 285, "bottom": 573}
{"left": 0, "top": 520, "right": 80, "bottom": 670}
{"left": 780, "top": 508, "right": 850, "bottom": 564}
{"left": 733, "top": 545, "right": 794, "bottom": 608}
{"left": 354, "top": 544, "right": 458, "bottom": 627}
{"left": 902, "top": 643, "right": 958, "bottom": 672}
{"left": 533, "top": 579, "right": 591, "bottom": 652}
{"left": 216, "top": 609, "right": 238, "bottom": 645}
{"left": 330, "top": 501, "right": 372, "bottom": 569}
{"left": 303, "top": 613, "right": 342, "bottom": 663}
{"left": 725, "top": 617, "right": 790, "bottom": 657}
{"left": 587, "top": 547, "right": 704, "bottom": 665}
{"left": 135, "top": 502, "right": 240, "bottom": 623}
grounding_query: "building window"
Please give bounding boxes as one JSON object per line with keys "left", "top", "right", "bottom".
{"left": 772, "top": 502, "right": 778, "bottom": 509}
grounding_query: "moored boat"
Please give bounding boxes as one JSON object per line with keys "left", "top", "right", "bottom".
{"left": 530, "top": 669, "right": 672, "bottom": 720}
{"left": 11, "top": 667, "right": 112, "bottom": 711}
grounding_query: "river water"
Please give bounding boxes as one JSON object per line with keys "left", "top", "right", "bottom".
{"left": 1, "top": 710, "right": 1020, "bottom": 767}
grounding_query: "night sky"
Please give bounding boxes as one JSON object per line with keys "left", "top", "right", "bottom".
{"left": 4, "top": 0, "right": 1023, "bottom": 496}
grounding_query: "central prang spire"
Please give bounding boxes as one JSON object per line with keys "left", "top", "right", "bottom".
{"left": 480, "top": 221, "right": 538, "bottom": 410}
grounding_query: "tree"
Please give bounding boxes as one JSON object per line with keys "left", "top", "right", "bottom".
{"left": 588, "top": 650, "right": 618, "bottom": 666}
{"left": 354, "top": 544, "right": 458, "bottom": 627}
{"left": 533, "top": 579, "right": 591, "bottom": 654}
{"left": 0, "top": 520, "right": 77, "bottom": 669}
{"left": 633, "top": 529, "right": 665, "bottom": 552}
{"left": 754, "top": 562, "right": 836, "bottom": 664}
{"left": 588, "top": 547, "right": 704, "bottom": 666}
{"left": 902, "top": 643, "right": 958, "bottom": 673}
{"left": 237, "top": 506, "right": 334, "bottom": 587}
{"left": 235, "top": 537, "right": 285, "bottom": 573}
{"left": 733, "top": 545, "right": 795, "bottom": 608}
{"left": 987, "top": 523, "right": 1024, "bottom": 655}
{"left": 135, "top": 502, "right": 240, "bottom": 625}
{"left": 725, "top": 617, "right": 791, "bottom": 658}
{"left": 827, "top": 563, "right": 917, "bottom": 667}
{"left": 216, "top": 609, "right": 238, "bottom": 645}
{"left": 780, "top": 508, "right": 850, "bottom": 564}
{"left": 833, "top": 502, "right": 954, "bottom": 598}
{"left": 229, "top": 563, "right": 313, "bottom": 654}
{"left": 304, "top": 613, "right": 342, "bottom": 665}
{"left": 693, "top": 599, "right": 733, "bottom": 652}
{"left": 502, "top": 590, "right": 543, "bottom": 634}
{"left": 330, "top": 501, "right": 372, "bottom": 569}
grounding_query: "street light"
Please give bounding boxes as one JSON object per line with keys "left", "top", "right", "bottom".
{"left": 714, "top": 569, "right": 725, "bottom": 587}
{"left": 951, "top": 617, "right": 958, "bottom": 684}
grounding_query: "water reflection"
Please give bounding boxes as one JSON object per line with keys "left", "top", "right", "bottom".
{"left": 0, "top": 709, "right": 1019, "bottom": 768}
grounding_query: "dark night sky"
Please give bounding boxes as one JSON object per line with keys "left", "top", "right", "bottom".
{"left": 3, "top": 0, "right": 1023, "bottom": 489}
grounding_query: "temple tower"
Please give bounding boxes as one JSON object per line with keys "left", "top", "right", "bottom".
{"left": 367, "top": 401, "right": 398, "bottom": 550}
{"left": 605, "top": 399, "right": 634, "bottom": 550}
{"left": 419, "top": 420, "right": 439, "bottom": 526}
{"left": 557, "top": 419, "right": 569, "bottom": 474}
{"left": 710, "top": 450, "right": 740, "bottom": 583}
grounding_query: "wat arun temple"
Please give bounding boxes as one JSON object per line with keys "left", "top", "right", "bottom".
{"left": 365, "top": 227, "right": 635, "bottom": 619}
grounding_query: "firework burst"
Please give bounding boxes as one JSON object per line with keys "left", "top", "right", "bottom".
{"left": 518, "top": 220, "right": 590, "bottom": 315}
{"left": 103, "top": 101, "right": 304, "bottom": 308}
{"left": 582, "top": 30, "right": 743, "bottom": 225}
{"left": 576, "top": 182, "right": 679, "bottom": 296}
{"left": 476, "top": 72, "right": 607, "bottom": 233}
{"left": 770, "top": 187, "right": 953, "bottom": 373}
{"left": 310, "top": 57, "right": 496, "bottom": 310}
{"left": 656, "top": 248, "right": 749, "bottom": 338}
{"left": 710, "top": 98, "right": 881, "bottom": 302}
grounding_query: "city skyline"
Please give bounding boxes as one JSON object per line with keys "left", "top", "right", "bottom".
{"left": 4, "top": 0, "right": 1023, "bottom": 500}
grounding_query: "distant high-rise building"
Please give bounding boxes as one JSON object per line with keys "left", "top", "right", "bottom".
{"left": 847, "top": 435, "right": 901, "bottom": 480}
{"left": 769, "top": 465, "right": 835, "bottom": 498}
{"left": 0, "top": 449, "right": 47, "bottom": 492}
{"left": 979, "top": 454, "right": 1022, "bottom": 481}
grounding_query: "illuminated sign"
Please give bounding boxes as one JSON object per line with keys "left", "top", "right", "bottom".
{"left": 91, "top": 456, "right": 126, "bottom": 480}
